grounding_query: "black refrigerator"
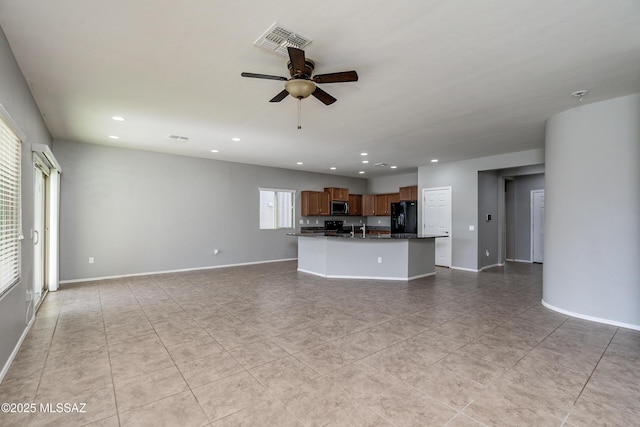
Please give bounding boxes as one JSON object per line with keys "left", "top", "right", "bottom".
{"left": 391, "top": 201, "right": 417, "bottom": 235}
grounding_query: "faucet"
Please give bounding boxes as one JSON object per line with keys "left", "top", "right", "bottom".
{"left": 359, "top": 224, "right": 366, "bottom": 237}
{"left": 350, "top": 225, "right": 355, "bottom": 238}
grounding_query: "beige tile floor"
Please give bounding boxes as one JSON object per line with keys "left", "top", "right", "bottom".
{"left": 0, "top": 261, "right": 638, "bottom": 426}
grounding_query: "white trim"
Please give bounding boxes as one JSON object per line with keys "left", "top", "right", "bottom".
{"left": 32, "top": 143, "right": 62, "bottom": 171}
{"left": 0, "top": 103, "right": 27, "bottom": 142}
{"left": 479, "top": 263, "right": 504, "bottom": 271}
{"left": 297, "top": 268, "right": 436, "bottom": 281}
{"left": 542, "top": 299, "right": 640, "bottom": 331}
{"left": 0, "top": 316, "right": 35, "bottom": 383}
{"left": 450, "top": 266, "right": 480, "bottom": 273}
{"left": 59, "top": 258, "right": 297, "bottom": 284}
{"left": 507, "top": 258, "right": 533, "bottom": 263}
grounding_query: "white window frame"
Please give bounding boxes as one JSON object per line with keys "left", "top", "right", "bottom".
{"left": 259, "top": 188, "right": 296, "bottom": 230}
{"left": 0, "top": 105, "right": 24, "bottom": 298}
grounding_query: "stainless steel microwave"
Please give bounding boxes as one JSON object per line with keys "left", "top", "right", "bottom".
{"left": 330, "top": 201, "right": 349, "bottom": 216}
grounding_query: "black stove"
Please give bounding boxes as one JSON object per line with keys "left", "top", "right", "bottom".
{"left": 324, "top": 220, "right": 344, "bottom": 232}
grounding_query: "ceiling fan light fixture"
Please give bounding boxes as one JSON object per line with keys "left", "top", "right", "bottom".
{"left": 285, "top": 79, "right": 316, "bottom": 99}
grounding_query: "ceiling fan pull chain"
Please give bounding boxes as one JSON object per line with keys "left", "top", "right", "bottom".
{"left": 297, "top": 98, "right": 302, "bottom": 130}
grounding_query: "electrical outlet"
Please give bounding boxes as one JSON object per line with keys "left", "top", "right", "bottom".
{"left": 26, "top": 289, "right": 33, "bottom": 302}
{"left": 469, "top": 225, "right": 475, "bottom": 231}
{"left": 89, "top": 257, "right": 94, "bottom": 264}
{"left": 377, "top": 257, "right": 383, "bottom": 264}
{"left": 299, "top": 219, "right": 304, "bottom": 224}
{"left": 485, "top": 250, "right": 490, "bottom": 257}
{"left": 214, "top": 249, "right": 219, "bottom": 255}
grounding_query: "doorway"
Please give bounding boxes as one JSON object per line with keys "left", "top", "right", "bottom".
{"left": 31, "top": 145, "right": 62, "bottom": 318}
{"left": 422, "top": 187, "right": 451, "bottom": 267}
{"left": 531, "top": 189, "right": 545, "bottom": 263}
{"left": 33, "top": 158, "right": 48, "bottom": 309}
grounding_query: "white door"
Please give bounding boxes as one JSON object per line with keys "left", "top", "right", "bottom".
{"left": 531, "top": 189, "right": 544, "bottom": 263}
{"left": 423, "top": 187, "right": 451, "bottom": 267}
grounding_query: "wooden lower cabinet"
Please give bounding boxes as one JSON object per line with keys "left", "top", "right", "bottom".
{"left": 301, "top": 191, "right": 330, "bottom": 216}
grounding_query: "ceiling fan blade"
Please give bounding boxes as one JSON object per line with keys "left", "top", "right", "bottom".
{"left": 287, "top": 47, "right": 306, "bottom": 77}
{"left": 269, "top": 89, "right": 289, "bottom": 103}
{"left": 311, "top": 87, "right": 337, "bottom": 105}
{"left": 313, "top": 71, "right": 359, "bottom": 83}
{"left": 241, "top": 72, "right": 288, "bottom": 81}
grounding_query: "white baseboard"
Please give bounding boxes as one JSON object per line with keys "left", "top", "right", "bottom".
{"left": 450, "top": 266, "right": 480, "bottom": 273}
{"left": 480, "top": 263, "right": 504, "bottom": 271}
{"left": 59, "top": 258, "right": 298, "bottom": 285}
{"left": 297, "top": 269, "right": 436, "bottom": 281}
{"left": 541, "top": 299, "right": 640, "bottom": 331}
{"left": 0, "top": 316, "right": 35, "bottom": 384}
{"left": 506, "top": 258, "right": 533, "bottom": 263}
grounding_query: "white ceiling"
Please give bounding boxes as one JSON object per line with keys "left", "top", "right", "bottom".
{"left": 1, "top": 0, "right": 639, "bottom": 177}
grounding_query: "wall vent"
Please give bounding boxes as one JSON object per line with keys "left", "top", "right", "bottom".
{"left": 254, "top": 22, "right": 312, "bottom": 56}
{"left": 168, "top": 135, "right": 189, "bottom": 141}
{"left": 373, "top": 162, "right": 388, "bottom": 167}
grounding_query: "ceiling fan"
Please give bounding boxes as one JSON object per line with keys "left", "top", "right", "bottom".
{"left": 241, "top": 47, "right": 358, "bottom": 127}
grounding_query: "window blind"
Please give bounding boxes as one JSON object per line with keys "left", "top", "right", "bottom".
{"left": 0, "top": 115, "right": 22, "bottom": 297}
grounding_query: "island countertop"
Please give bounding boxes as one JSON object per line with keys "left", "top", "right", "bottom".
{"left": 287, "top": 232, "right": 448, "bottom": 240}
{"left": 291, "top": 233, "right": 444, "bottom": 280}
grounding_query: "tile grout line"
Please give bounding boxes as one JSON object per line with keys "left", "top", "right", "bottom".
{"left": 571, "top": 327, "right": 619, "bottom": 406}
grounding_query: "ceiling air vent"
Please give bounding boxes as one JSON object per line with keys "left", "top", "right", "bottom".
{"left": 254, "top": 22, "right": 312, "bottom": 56}
{"left": 168, "top": 135, "right": 189, "bottom": 142}
{"left": 374, "top": 162, "right": 388, "bottom": 167}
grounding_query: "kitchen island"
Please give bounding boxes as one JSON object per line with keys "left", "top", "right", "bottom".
{"left": 289, "top": 233, "right": 446, "bottom": 281}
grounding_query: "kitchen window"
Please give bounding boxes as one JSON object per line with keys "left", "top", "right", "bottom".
{"left": 0, "top": 108, "right": 22, "bottom": 298}
{"left": 259, "top": 188, "right": 295, "bottom": 230}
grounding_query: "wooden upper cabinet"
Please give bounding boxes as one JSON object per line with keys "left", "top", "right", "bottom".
{"left": 324, "top": 187, "right": 349, "bottom": 201}
{"left": 372, "top": 193, "right": 400, "bottom": 216}
{"left": 399, "top": 185, "right": 418, "bottom": 201}
{"left": 362, "top": 194, "right": 376, "bottom": 216}
{"left": 375, "top": 194, "right": 389, "bottom": 216}
{"left": 349, "top": 194, "right": 363, "bottom": 216}
{"left": 301, "top": 191, "right": 330, "bottom": 216}
{"left": 318, "top": 191, "right": 330, "bottom": 216}
{"left": 301, "top": 191, "right": 317, "bottom": 217}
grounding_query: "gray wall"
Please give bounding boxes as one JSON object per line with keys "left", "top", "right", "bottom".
{"left": 0, "top": 27, "right": 53, "bottom": 376}
{"left": 418, "top": 149, "right": 544, "bottom": 271}
{"left": 367, "top": 172, "right": 417, "bottom": 194}
{"left": 53, "top": 140, "right": 367, "bottom": 281}
{"left": 478, "top": 170, "right": 499, "bottom": 269}
{"left": 543, "top": 94, "right": 640, "bottom": 328}
{"left": 504, "top": 173, "right": 545, "bottom": 261}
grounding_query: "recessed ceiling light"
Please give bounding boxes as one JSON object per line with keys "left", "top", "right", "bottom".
{"left": 358, "top": 171, "right": 365, "bottom": 174}
{"left": 362, "top": 160, "right": 369, "bottom": 164}
{"left": 111, "top": 116, "right": 126, "bottom": 121}
{"left": 232, "top": 137, "right": 241, "bottom": 142}
{"left": 360, "top": 152, "right": 368, "bottom": 156}
{"left": 431, "top": 159, "right": 439, "bottom": 163}
{"left": 297, "top": 162, "right": 303, "bottom": 165}
{"left": 390, "top": 165, "right": 397, "bottom": 169}
{"left": 108, "top": 135, "right": 119, "bottom": 140}
{"left": 330, "top": 167, "right": 336, "bottom": 170}
{"left": 210, "top": 149, "right": 219, "bottom": 153}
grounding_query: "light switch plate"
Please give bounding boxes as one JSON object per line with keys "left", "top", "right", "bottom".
{"left": 469, "top": 225, "right": 475, "bottom": 231}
